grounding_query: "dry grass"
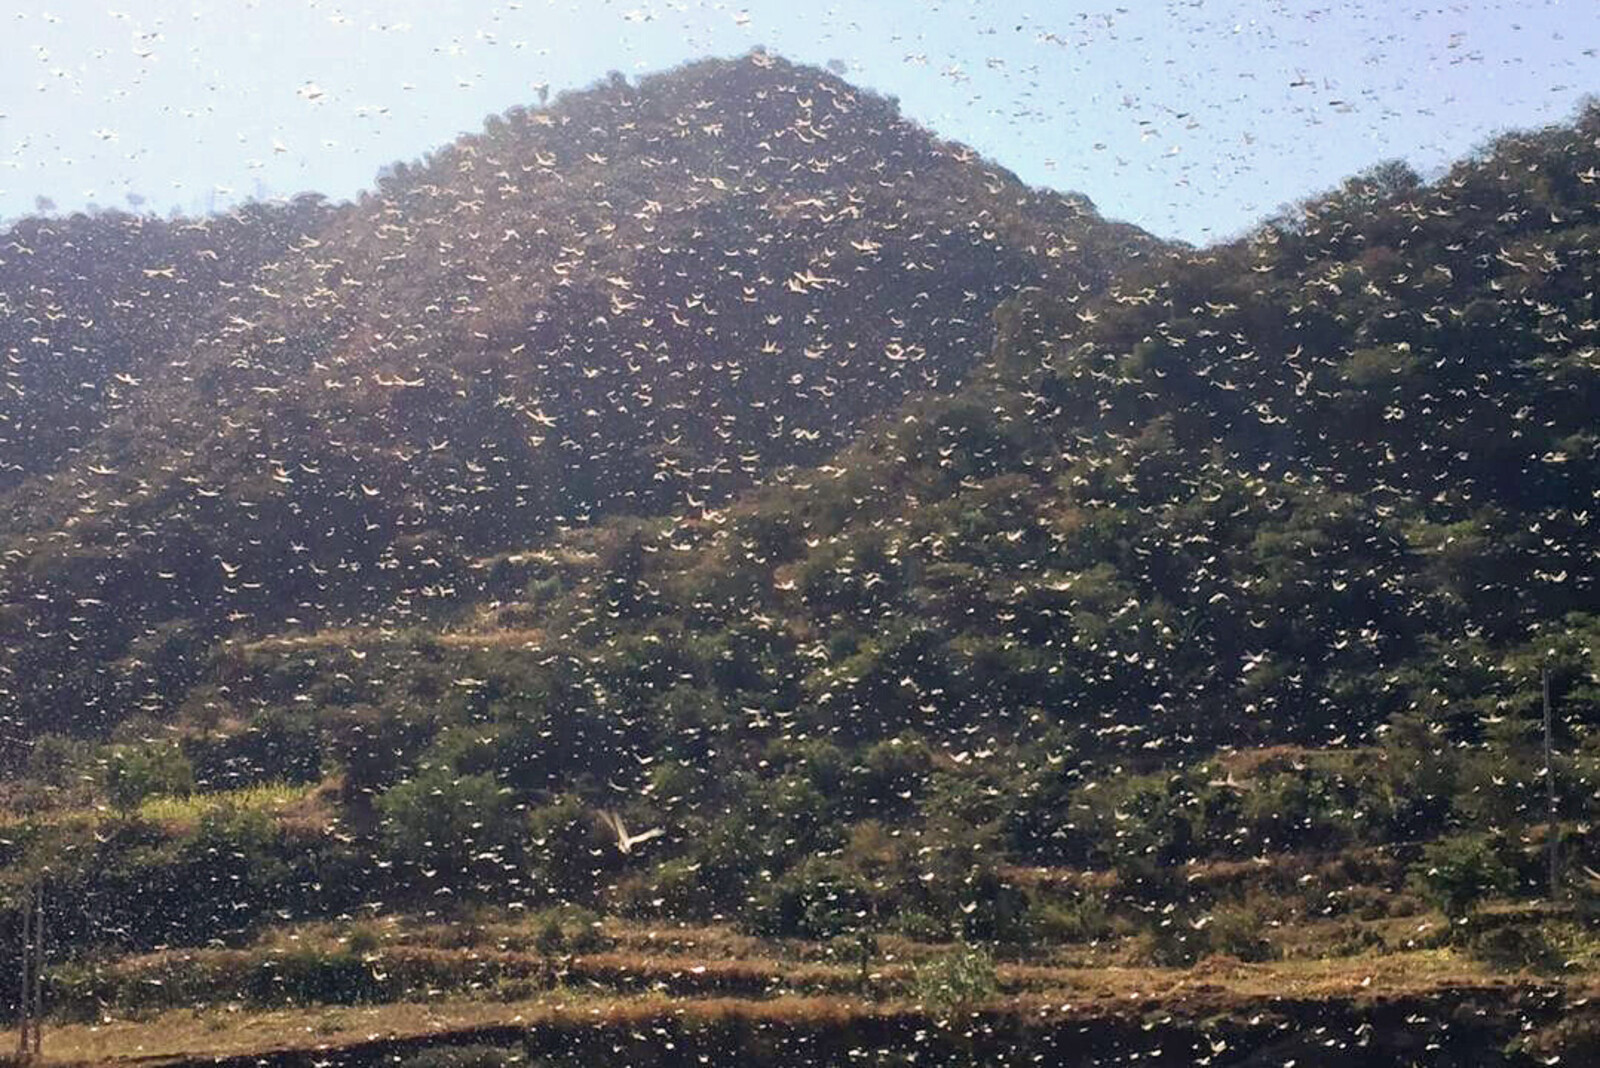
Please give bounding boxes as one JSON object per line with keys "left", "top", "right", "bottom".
{"left": 435, "top": 629, "right": 546, "bottom": 649}
{"left": 598, "top": 922, "right": 787, "bottom": 961}
{"left": 74, "top": 902, "right": 1484, "bottom": 1013}
{"left": 237, "top": 628, "right": 397, "bottom": 653}
{"left": 38, "top": 990, "right": 876, "bottom": 1063}
{"left": 31, "top": 895, "right": 1600, "bottom": 1065}
{"left": 1005, "top": 845, "right": 1404, "bottom": 899}
{"left": 35, "top": 946, "right": 1597, "bottom": 1066}
{"left": 238, "top": 626, "right": 546, "bottom": 654}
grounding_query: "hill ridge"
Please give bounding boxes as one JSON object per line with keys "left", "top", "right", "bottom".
{"left": 0, "top": 50, "right": 1160, "bottom": 743}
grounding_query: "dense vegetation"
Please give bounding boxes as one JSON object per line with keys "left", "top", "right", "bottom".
{"left": 0, "top": 53, "right": 1154, "bottom": 750}
{"left": 1, "top": 54, "right": 1598, "bottom": 1066}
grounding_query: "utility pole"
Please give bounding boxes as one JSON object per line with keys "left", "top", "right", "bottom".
{"left": 31, "top": 886, "right": 41, "bottom": 1058}
{"left": 16, "top": 884, "right": 29, "bottom": 1059}
{"left": 1544, "top": 664, "right": 1559, "bottom": 900}
{"left": 15, "top": 883, "right": 42, "bottom": 1060}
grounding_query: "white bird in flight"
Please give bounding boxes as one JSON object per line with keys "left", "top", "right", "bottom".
{"left": 598, "top": 810, "right": 663, "bottom": 855}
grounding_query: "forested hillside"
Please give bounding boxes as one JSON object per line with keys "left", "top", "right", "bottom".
{"left": 1, "top": 59, "right": 1599, "bottom": 1068}
{"left": 0, "top": 53, "right": 1155, "bottom": 747}
{"left": 6, "top": 94, "right": 1597, "bottom": 935}
{"left": 0, "top": 197, "right": 340, "bottom": 489}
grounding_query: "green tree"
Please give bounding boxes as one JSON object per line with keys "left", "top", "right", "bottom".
{"left": 1411, "top": 833, "right": 1515, "bottom": 922}
{"left": 377, "top": 768, "right": 520, "bottom": 886}
{"left": 104, "top": 743, "right": 194, "bottom": 812}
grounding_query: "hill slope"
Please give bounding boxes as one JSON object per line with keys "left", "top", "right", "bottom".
{"left": 0, "top": 198, "right": 339, "bottom": 490}
{"left": 0, "top": 52, "right": 1157, "bottom": 742}
{"left": 3, "top": 72, "right": 1600, "bottom": 1040}
{"left": 1, "top": 80, "right": 1599, "bottom": 1068}
{"left": 378, "top": 102, "right": 1597, "bottom": 780}
{"left": 164, "top": 102, "right": 1598, "bottom": 918}
{"left": 6, "top": 103, "right": 1589, "bottom": 944}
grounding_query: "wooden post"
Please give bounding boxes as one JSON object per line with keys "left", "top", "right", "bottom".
{"left": 1544, "top": 664, "right": 1559, "bottom": 900}
{"left": 13, "top": 883, "right": 42, "bottom": 1059}
{"left": 30, "top": 886, "right": 41, "bottom": 1057}
{"left": 16, "top": 884, "right": 29, "bottom": 1058}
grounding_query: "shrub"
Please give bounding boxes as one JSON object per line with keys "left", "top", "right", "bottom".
{"left": 377, "top": 767, "right": 521, "bottom": 885}
{"left": 746, "top": 860, "right": 873, "bottom": 940}
{"left": 1469, "top": 923, "right": 1562, "bottom": 973}
{"left": 524, "top": 574, "right": 564, "bottom": 606}
{"left": 1324, "top": 920, "right": 1387, "bottom": 957}
{"left": 105, "top": 743, "right": 193, "bottom": 811}
{"left": 183, "top": 709, "right": 323, "bottom": 790}
{"left": 491, "top": 976, "right": 540, "bottom": 1002}
{"left": 25, "top": 732, "right": 90, "bottom": 789}
{"left": 1139, "top": 918, "right": 1205, "bottom": 968}
{"left": 964, "top": 869, "right": 1034, "bottom": 944}
{"left": 524, "top": 796, "right": 608, "bottom": 902}
{"left": 854, "top": 737, "right": 933, "bottom": 811}
{"left": 346, "top": 922, "right": 383, "bottom": 956}
{"left": 911, "top": 945, "right": 998, "bottom": 1009}
{"left": 566, "top": 920, "right": 610, "bottom": 954}
{"left": 327, "top": 707, "right": 435, "bottom": 798}
{"left": 251, "top": 948, "right": 381, "bottom": 1006}
{"left": 1031, "top": 893, "right": 1114, "bottom": 944}
{"left": 1410, "top": 833, "right": 1516, "bottom": 921}
{"left": 1073, "top": 772, "right": 1198, "bottom": 875}
{"left": 525, "top": 918, "right": 561, "bottom": 960}
{"left": 1239, "top": 768, "right": 1360, "bottom": 852}
{"left": 1205, "top": 903, "right": 1280, "bottom": 963}
{"left": 890, "top": 909, "right": 951, "bottom": 943}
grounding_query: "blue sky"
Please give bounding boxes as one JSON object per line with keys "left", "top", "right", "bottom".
{"left": 1, "top": 0, "right": 1595, "bottom": 243}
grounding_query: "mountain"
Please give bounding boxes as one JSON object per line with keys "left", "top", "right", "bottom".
{"left": 0, "top": 52, "right": 1158, "bottom": 743}
{"left": 0, "top": 197, "right": 339, "bottom": 488}
{"left": 317, "top": 104, "right": 1599, "bottom": 817}
{"left": 156, "top": 99, "right": 1596, "bottom": 916}
{"left": 0, "top": 68, "right": 1598, "bottom": 1066}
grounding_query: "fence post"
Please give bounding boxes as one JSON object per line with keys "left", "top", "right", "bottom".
{"left": 30, "top": 886, "right": 41, "bottom": 1057}
{"left": 16, "top": 884, "right": 28, "bottom": 1057}
{"left": 1544, "top": 664, "right": 1559, "bottom": 900}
